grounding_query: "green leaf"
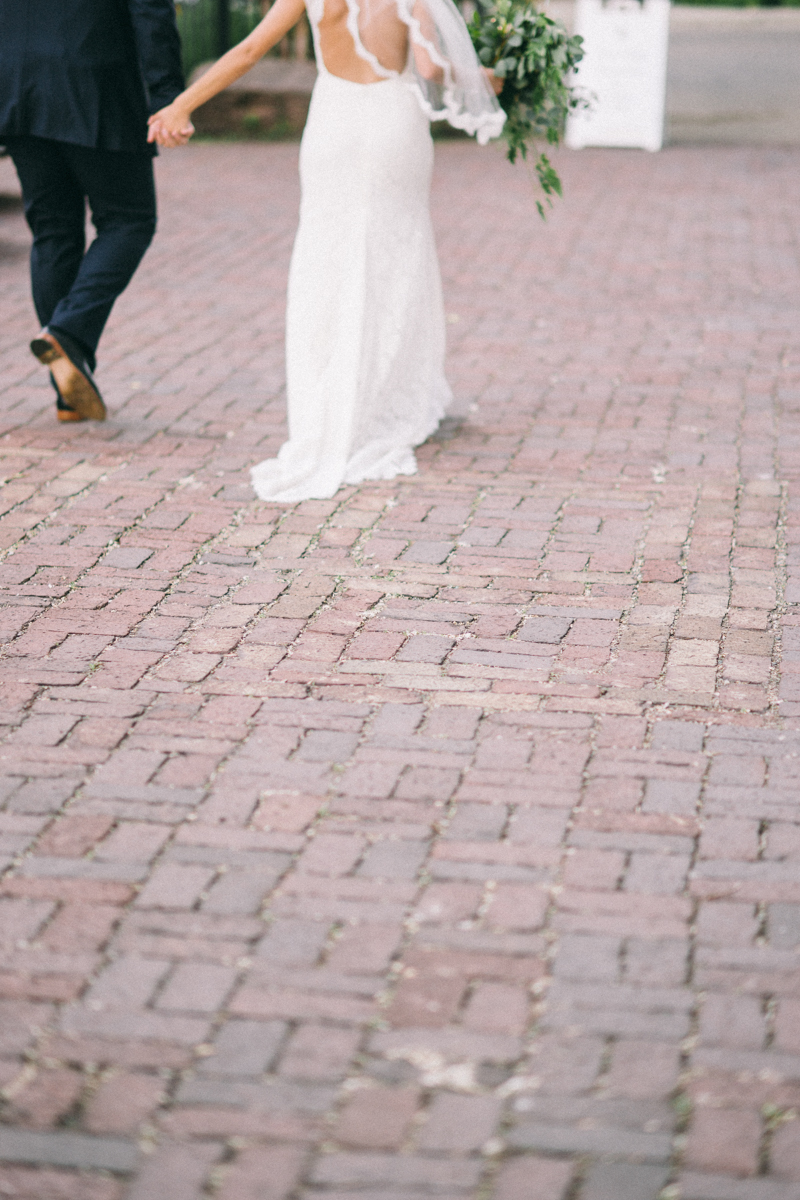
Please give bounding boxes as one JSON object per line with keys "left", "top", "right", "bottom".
{"left": 468, "top": 0, "right": 586, "bottom": 212}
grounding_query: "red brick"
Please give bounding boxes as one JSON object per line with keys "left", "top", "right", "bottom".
{"left": 625, "top": 938, "right": 687, "bottom": 986}
{"left": 33, "top": 815, "right": 115, "bottom": 858}
{"left": 684, "top": 1108, "right": 761, "bottom": 1176}
{"left": 215, "top": 1145, "right": 305, "bottom": 1200}
{"left": 336, "top": 761, "right": 403, "bottom": 798}
{"left": 297, "top": 833, "right": 365, "bottom": 876}
{"left": 44, "top": 1034, "right": 192, "bottom": 1070}
{"left": 290, "top": 632, "right": 347, "bottom": 662}
{"left": 595, "top": 716, "right": 647, "bottom": 749}
{"left": 187, "top": 627, "right": 242, "bottom": 653}
{"left": 424, "top": 707, "right": 480, "bottom": 740}
{"left": 581, "top": 778, "right": 643, "bottom": 813}
{"left": 462, "top": 982, "right": 529, "bottom": 1036}
{"left": 564, "top": 620, "right": 616, "bottom": 646}
{"left": 487, "top": 885, "right": 549, "bottom": 931}
{"left": 395, "top": 765, "right": 461, "bottom": 801}
{"left": 413, "top": 882, "right": 482, "bottom": 925}
{"left": 774, "top": 998, "right": 800, "bottom": 1054}
{"left": 699, "top": 994, "right": 765, "bottom": 1050}
{"left": 699, "top": 818, "right": 760, "bottom": 861}
{"left": 153, "top": 652, "right": 221, "bottom": 682}
{"left": 0, "top": 1000, "right": 54, "bottom": 1057}
{"left": 277, "top": 1023, "right": 361, "bottom": 1081}
{"left": 134, "top": 864, "right": 216, "bottom": 909}
{"left": 601, "top": 1039, "right": 679, "bottom": 1098}
{"left": 91, "top": 750, "right": 165, "bottom": 788}
{"left": 0, "top": 970, "right": 83, "bottom": 1002}
{"left": 554, "top": 890, "right": 691, "bottom": 939}
{"left": 346, "top": 632, "right": 405, "bottom": 659}
{"left": 125, "top": 1142, "right": 221, "bottom": 1200}
{"left": 201, "top": 695, "right": 262, "bottom": 724}
{"left": 232, "top": 577, "right": 288, "bottom": 605}
{"left": 84, "top": 956, "right": 169, "bottom": 1010}
{"left": 38, "top": 904, "right": 120, "bottom": 954}
{"left": 358, "top": 537, "right": 407, "bottom": 563}
{"left": 493, "top": 1157, "right": 574, "bottom": 1200}
{"left": 335, "top": 1085, "right": 419, "bottom": 1147}
{"left": 155, "top": 754, "right": 221, "bottom": 787}
{"left": 417, "top": 1092, "right": 502, "bottom": 1150}
{"left": 156, "top": 962, "right": 237, "bottom": 1013}
{"left": 8, "top": 714, "right": 79, "bottom": 746}
{"left": 695, "top": 901, "right": 759, "bottom": 946}
{"left": 359, "top": 838, "right": 427, "bottom": 879}
{"left": 95, "top": 822, "right": 172, "bottom": 861}
{"left": 252, "top": 793, "right": 324, "bottom": 832}
{"left": 83, "top": 1070, "right": 164, "bottom": 1133}
{"left": 9, "top": 1067, "right": 84, "bottom": 1128}
{"left": 0, "top": 897, "right": 55, "bottom": 945}
{"left": 562, "top": 849, "right": 625, "bottom": 890}
{"left": 0, "top": 879, "right": 134, "bottom": 904}
{"left": 386, "top": 972, "right": 465, "bottom": 1028}
{"left": 771, "top": 1120, "right": 800, "bottom": 1180}
{"left": 0, "top": 1167, "right": 123, "bottom": 1200}
{"left": 325, "top": 923, "right": 401, "bottom": 973}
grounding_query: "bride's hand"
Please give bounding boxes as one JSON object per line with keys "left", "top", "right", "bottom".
{"left": 147, "top": 103, "right": 195, "bottom": 148}
{"left": 483, "top": 68, "right": 504, "bottom": 96}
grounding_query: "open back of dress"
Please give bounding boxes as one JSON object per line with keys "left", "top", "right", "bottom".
{"left": 307, "top": 0, "right": 505, "bottom": 142}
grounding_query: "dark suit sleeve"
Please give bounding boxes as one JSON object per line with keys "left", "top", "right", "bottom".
{"left": 127, "top": 0, "right": 185, "bottom": 112}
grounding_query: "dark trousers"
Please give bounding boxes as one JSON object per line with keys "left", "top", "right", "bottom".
{"left": 7, "top": 136, "right": 157, "bottom": 371}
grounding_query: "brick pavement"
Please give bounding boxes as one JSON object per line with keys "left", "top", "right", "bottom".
{"left": 0, "top": 140, "right": 799, "bottom": 1199}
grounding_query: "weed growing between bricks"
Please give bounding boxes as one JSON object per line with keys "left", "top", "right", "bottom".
{"left": 1, "top": 143, "right": 800, "bottom": 1198}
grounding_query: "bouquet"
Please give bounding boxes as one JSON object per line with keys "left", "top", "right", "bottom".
{"left": 469, "top": 0, "right": 586, "bottom": 215}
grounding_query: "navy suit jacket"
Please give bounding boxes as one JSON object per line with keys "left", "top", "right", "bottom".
{"left": 0, "top": 0, "right": 185, "bottom": 153}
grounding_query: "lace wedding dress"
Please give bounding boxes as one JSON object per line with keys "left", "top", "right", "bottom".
{"left": 250, "top": 0, "right": 504, "bottom": 503}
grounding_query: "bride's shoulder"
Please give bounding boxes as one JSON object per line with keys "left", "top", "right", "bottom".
{"left": 316, "top": 0, "right": 348, "bottom": 19}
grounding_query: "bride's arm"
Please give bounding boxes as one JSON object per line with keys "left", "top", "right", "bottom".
{"left": 410, "top": 1, "right": 444, "bottom": 83}
{"left": 148, "top": 0, "right": 307, "bottom": 146}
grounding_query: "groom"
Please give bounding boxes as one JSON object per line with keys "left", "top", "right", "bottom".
{"left": 0, "top": 0, "right": 184, "bottom": 422}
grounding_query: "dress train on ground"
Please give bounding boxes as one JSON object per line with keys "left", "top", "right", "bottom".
{"left": 250, "top": 72, "right": 451, "bottom": 503}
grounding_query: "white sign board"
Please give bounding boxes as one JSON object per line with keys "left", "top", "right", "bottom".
{"left": 566, "top": 0, "right": 670, "bottom": 152}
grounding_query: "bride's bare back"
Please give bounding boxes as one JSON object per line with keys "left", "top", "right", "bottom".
{"left": 317, "top": 0, "right": 409, "bottom": 82}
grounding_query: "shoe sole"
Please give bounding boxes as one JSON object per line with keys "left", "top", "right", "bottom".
{"left": 30, "top": 334, "right": 106, "bottom": 421}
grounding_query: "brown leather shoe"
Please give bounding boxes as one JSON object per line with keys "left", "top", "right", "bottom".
{"left": 30, "top": 330, "right": 106, "bottom": 421}
{"left": 56, "top": 404, "right": 88, "bottom": 423}
{"left": 46, "top": 369, "right": 88, "bottom": 423}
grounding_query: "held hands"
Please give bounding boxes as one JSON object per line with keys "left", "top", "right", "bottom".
{"left": 483, "top": 68, "right": 504, "bottom": 96}
{"left": 146, "top": 70, "right": 501, "bottom": 146}
{"left": 147, "top": 103, "right": 195, "bottom": 148}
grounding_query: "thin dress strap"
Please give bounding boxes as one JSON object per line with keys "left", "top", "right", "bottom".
{"left": 305, "top": 0, "right": 327, "bottom": 73}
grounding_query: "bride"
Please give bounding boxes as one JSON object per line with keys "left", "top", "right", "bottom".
{"left": 149, "top": 0, "right": 504, "bottom": 502}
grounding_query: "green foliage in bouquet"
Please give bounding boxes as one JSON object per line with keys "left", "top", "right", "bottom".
{"left": 469, "top": 0, "right": 586, "bottom": 215}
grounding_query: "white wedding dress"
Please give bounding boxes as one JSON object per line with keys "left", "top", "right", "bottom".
{"left": 250, "top": 0, "right": 504, "bottom": 503}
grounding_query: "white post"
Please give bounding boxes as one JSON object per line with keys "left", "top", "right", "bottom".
{"left": 566, "top": 0, "right": 671, "bottom": 153}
